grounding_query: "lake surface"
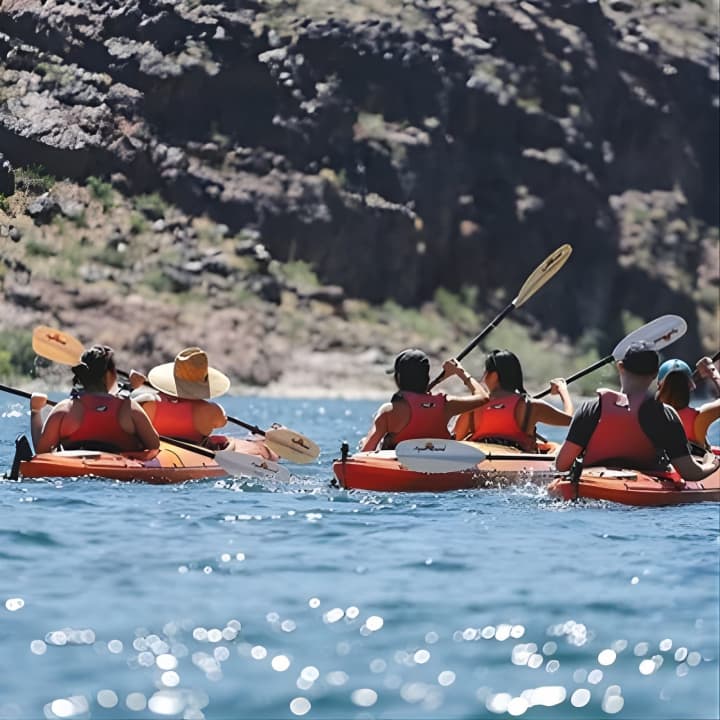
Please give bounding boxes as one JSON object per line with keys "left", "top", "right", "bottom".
{"left": 1, "top": 395, "right": 718, "bottom": 720}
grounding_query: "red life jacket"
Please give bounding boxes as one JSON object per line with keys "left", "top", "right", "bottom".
{"left": 62, "top": 394, "right": 142, "bottom": 452}
{"left": 677, "top": 406, "right": 700, "bottom": 444}
{"left": 582, "top": 389, "right": 658, "bottom": 469}
{"left": 467, "top": 393, "right": 536, "bottom": 451}
{"left": 386, "top": 392, "right": 450, "bottom": 448}
{"left": 150, "top": 393, "right": 229, "bottom": 448}
{"left": 151, "top": 393, "right": 206, "bottom": 444}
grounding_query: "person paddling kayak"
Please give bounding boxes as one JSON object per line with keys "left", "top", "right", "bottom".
{"left": 360, "top": 349, "right": 491, "bottom": 451}
{"left": 555, "top": 342, "right": 719, "bottom": 482}
{"left": 30, "top": 345, "right": 160, "bottom": 454}
{"left": 129, "top": 347, "right": 235, "bottom": 451}
{"left": 452, "top": 349, "right": 573, "bottom": 451}
{"left": 656, "top": 357, "right": 720, "bottom": 452}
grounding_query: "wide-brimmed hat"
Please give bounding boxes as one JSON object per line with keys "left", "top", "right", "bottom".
{"left": 148, "top": 347, "right": 230, "bottom": 399}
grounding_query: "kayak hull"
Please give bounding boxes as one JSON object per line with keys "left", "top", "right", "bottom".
{"left": 332, "top": 442, "right": 558, "bottom": 492}
{"left": 547, "top": 465, "right": 720, "bottom": 506}
{"left": 16, "top": 438, "right": 271, "bottom": 484}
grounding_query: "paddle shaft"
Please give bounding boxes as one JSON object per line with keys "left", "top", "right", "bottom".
{"left": 533, "top": 354, "right": 613, "bottom": 399}
{"left": 115, "top": 369, "right": 266, "bottom": 436}
{"left": 0, "top": 383, "right": 218, "bottom": 460}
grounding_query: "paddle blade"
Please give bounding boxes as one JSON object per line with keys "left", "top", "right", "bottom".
{"left": 264, "top": 427, "right": 320, "bottom": 464}
{"left": 32, "top": 326, "right": 84, "bottom": 366}
{"left": 214, "top": 450, "right": 291, "bottom": 482}
{"left": 514, "top": 244, "right": 572, "bottom": 307}
{"left": 612, "top": 315, "right": 687, "bottom": 361}
{"left": 396, "top": 438, "right": 486, "bottom": 473}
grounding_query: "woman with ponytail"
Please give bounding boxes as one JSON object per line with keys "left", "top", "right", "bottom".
{"left": 452, "top": 349, "right": 573, "bottom": 452}
{"left": 30, "top": 345, "right": 159, "bottom": 454}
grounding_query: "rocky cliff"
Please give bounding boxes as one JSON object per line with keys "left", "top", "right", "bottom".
{"left": 1, "top": 0, "right": 717, "bottom": 394}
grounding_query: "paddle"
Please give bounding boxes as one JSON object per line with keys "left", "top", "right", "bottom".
{"left": 395, "top": 438, "right": 556, "bottom": 473}
{"left": 0, "top": 382, "right": 290, "bottom": 480}
{"left": 428, "top": 244, "right": 573, "bottom": 389}
{"left": 533, "top": 314, "right": 688, "bottom": 399}
{"left": 31, "top": 326, "right": 319, "bottom": 464}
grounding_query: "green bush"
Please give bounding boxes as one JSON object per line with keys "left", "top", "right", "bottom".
{"left": 15, "top": 165, "right": 55, "bottom": 194}
{"left": 87, "top": 176, "right": 115, "bottom": 212}
{"left": 0, "top": 329, "right": 36, "bottom": 380}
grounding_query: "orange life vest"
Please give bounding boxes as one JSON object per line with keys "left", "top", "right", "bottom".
{"left": 677, "top": 406, "right": 700, "bottom": 444}
{"left": 150, "top": 393, "right": 228, "bottom": 448}
{"left": 62, "top": 394, "right": 142, "bottom": 452}
{"left": 466, "top": 393, "right": 536, "bottom": 452}
{"left": 386, "top": 392, "right": 450, "bottom": 448}
{"left": 149, "top": 393, "right": 209, "bottom": 444}
{"left": 582, "top": 389, "right": 658, "bottom": 469}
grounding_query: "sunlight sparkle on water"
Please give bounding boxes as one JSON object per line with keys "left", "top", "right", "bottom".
{"left": 598, "top": 649, "right": 617, "bottom": 666}
{"left": 148, "top": 690, "right": 185, "bottom": 715}
{"left": 271, "top": 654, "right": 291, "bottom": 671}
{"left": 570, "top": 688, "right": 591, "bottom": 707}
{"left": 96, "top": 690, "right": 118, "bottom": 709}
{"left": 290, "top": 697, "right": 311, "bottom": 716}
{"left": 351, "top": 689, "right": 378, "bottom": 707}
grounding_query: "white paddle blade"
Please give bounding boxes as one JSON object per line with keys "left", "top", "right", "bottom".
{"left": 264, "top": 427, "right": 320, "bottom": 464}
{"left": 612, "top": 315, "right": 687, "bottom": 361}
{"left": 32, "top": 326, "right": 84, "bottom": 366}
{"left": 214, "top": 450, "right": 291, "bottom": 482}
{"left": 514, "top": 244, "right": 573, "bottom": 307}
{"left": 395, "top": 438, "right": 487, "bottom": 473}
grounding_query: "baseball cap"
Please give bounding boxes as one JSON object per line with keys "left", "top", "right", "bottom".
{"left": 386, "top": 348, "right": 430, "bottom": 375}
{"left": 621, "top": 341, "right": 660, "bottom": 375}
{"left": 657, "top": 358, "right": 693, "bottom": 384}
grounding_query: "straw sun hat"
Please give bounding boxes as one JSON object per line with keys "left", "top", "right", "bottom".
{"left": 148, "top": 347, "right": 230, "bottom": 399}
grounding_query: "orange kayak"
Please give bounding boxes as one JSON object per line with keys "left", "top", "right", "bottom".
{"left": 548, "top": 462, "right": 720, "bottom": 506}
{"left": 13, "top": 436, "right": 276, "bottom": 484}
{"left": 332, "top": 442, "right": 559, "bottom": 492}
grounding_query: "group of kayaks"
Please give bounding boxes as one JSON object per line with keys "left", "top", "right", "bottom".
{"left": 7, "top": 432, "right": 719, "bottom": 507}
{"left": 331, "top": 439, "right": 720, "bottom": 506}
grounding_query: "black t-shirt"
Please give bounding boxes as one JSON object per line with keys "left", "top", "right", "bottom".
{"left": 565, "top": 395, "right": 690, "bottom": 461}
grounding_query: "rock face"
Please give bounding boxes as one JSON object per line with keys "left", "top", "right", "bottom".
{"left": 0, "top": 0, "right": 717, "bottom": 376}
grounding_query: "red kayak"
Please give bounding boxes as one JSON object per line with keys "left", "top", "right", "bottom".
{"left": 548, "top": 457, "right": 720, "bottom": 506}
{"left": 332, "top": 441, "right": 559, "bottom": 493}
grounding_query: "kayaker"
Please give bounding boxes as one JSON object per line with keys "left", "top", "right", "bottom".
{"left": 656, "top": 357, "right": 720, "bottom": 452}
{"left": 359, "top": 349, "right": 491, "bottom": 451}
{"left": 129, "top": 347, "right": 234, "bottom": 451}
{"left": 30, "top": 345, "right": 160, "bottom": 454}
{"left": 555, "top": 342, "right": 720, "bottom": 482}
{"left": 451, "top": 349, "right": 573, "bottom": 451}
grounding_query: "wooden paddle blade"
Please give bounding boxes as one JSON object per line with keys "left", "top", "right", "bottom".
{"left": 395, "top": 438, "right": 486, "bottom": 473}
{"left": 32, "top": 326, "right": 84, "bottom": 366}
{"left": 514, "top": 244, "right": 573, "bottom": 308}
{"left": 264, "top": 427, "right": 320, "bottom": 464}
{"left": 612, "top": 315, "right": 687, "bottom": 361}
{"left": 214, "top": 450, "right": 291, "bottom": 482}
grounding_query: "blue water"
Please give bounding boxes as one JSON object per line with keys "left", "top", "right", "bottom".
{"left": 1, "top": 395, "right": 719, "bottom": 720}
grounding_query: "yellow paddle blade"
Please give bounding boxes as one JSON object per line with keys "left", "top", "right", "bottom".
{"left": 264, "top": 427, "right": 320, "bottom": 464}
{"left": 514, "top": 244, "right": 573, "bottom": 308}
{"left": 32, "top": 326, "right": 84, "bottom": 366}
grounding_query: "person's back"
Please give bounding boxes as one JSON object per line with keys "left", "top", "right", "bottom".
{"left": 31, "top": 345, "right": 160, "bottom": 454}
{"left": 133, "top": 347, "right": 230, "bottom": 448}
{"left": 556, "top": 342, "right": 719, "bottom": 482}
{"left": 453, "top": 349, "right": 573, "bottom": 451}
{"left": 360, "top": 349, "right": 490, "bottom": 451}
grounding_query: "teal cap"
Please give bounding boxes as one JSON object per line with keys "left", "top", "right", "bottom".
{"left": 657, "top": 359, "right": 692, "bottom": 384}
